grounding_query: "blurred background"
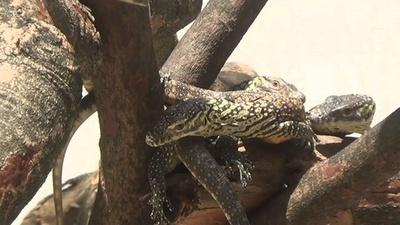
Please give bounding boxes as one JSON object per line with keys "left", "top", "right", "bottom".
{"left": 13, "top": 0, "right": 400, "bottom": 224}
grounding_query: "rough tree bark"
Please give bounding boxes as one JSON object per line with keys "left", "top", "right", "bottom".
{"left": 285, "top": 108, "right": 400, "bottom": 225}
{"left": 77, "top": 1, "right": 163, "bottom": 224}
{"left": 149, "top": 0, "right": 202, "bottom": 68}
{"left": 3, "top": 0, "right": 400, "bottom": 225}
{"left": 161, "top": 0, "right": 269, "bottom": 87}
{"left": 0, "top": 0, "right": 100, "bottom": 224}
{"left": 17, "top": 0, "right": 202, "bottom": 224}
{"left": 82, "top": 0, "right": 269, "bottom": 224}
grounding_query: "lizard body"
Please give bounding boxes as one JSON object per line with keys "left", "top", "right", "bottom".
{"left": 52, "top": 75, "right": 291, "bottom": 225}
{"left": 147, "top": 75, "right": 307, "bottom": 225}
{"left": 164, "top": 75, "right": 306, "bottom": 105}
{"left": 146, "top": 77, "right": 376, "bottom": 225}
{"left": 51, "top": 73, "right": 375, "bottom": 225}
{"left": 146, "top": 93, "right": 313, "bottom": 147}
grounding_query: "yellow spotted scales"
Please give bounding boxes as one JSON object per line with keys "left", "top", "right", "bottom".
{"left": 146, "top": 91, "right": 314, "bottom": 147}
{"left": 146, "top": 76, "right": 310, "bottom": 225}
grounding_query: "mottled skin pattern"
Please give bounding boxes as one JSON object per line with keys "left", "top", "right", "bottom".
{"left": 232, "top": 76, "right": 306, "bottom": 102}
{"left": 52, "top": 76, "right": 297, "bottom": 225}
{"left": 308, "top": 94, "right": 375, "bottom": 136}
{"left": 148, "top": 138, "right": 252, "bottom": 225}
{"left": 148, "top": 93, "right": 377, "bottom": 146}
{"left": 147, "top": 77, "right": 376, "bottom": 225}
{"left": 175, "top": 137, "right": 251, "bottom": 225}
{"left": 50, "top": 91, "right": 375, "bottom": 225}
{"left": 146, "top": 94, "right": 314, "bottom": 147}
{"left": 152, "top": 75, "right": 312, "bottom": 147}
{"left": 163, "top": 75, "right": 306, "bottom": 104}
{"left": 51, "top": 74, "right": 376, "bottom": 225}
{"left": 147, "top": 76, "right": 308, "bottom": 225}
{"left": 208, "top": 135, "right": 253, "bottom": 188}
{"left": 147, "top": 143, "right": 178, "bottom": 221}
{"left": 146, "top": 94, "right": 312, "bottom": 224}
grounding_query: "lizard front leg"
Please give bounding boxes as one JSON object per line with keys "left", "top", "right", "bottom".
{"left": 260, "top": 121, "right": 318, "bottom": 146}
{"left": 148, "top": 144, "right": 179, "bottom": 224}
{"left": 208, "top": 136, "right": 253, "bottom": 188}
{"left": 176, "top": 136, "right": 250, "bottom": 225}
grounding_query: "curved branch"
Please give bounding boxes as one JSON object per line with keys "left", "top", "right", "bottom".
{"left": 286, "top": 108, "right": 400, "bottom": 225}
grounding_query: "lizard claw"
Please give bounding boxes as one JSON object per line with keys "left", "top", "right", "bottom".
{"left": 303, "top": 124, "right": 319, "bottom": 150}
{"left": 148, "top": 193, "right": 173, "bottom": 224}
{"left": 226, "top": 159, "right": 254, "bottom": 188}
{"left": 309, "top": 132, "right": 320, "bottom": 150}
{"left": 213, "top": 136, "right": 254, "bottom": 189}
{"left": 313, "top": 133, "right": 320, "bottom": 143}
{"left": 159, "top": 71, "right": 172, "bottom": 87}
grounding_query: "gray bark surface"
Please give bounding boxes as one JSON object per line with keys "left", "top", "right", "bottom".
{"left": 0, "top": 0, "right": 100, "bottom": 223}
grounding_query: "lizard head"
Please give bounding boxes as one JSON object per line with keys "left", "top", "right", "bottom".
{"left": 240, "top": 76, "right": 306, "bottom": 103}
{"left": 146, "top": 98, "right": 209, "bottom": 147}
{"left": 308, "top": 94, "right": 376, "bottom": 136}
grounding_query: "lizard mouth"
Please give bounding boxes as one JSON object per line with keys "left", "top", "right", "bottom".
{"left": 145, "top": 133, "right": 161, "bottom": 147}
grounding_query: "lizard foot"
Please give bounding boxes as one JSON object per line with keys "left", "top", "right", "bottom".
{"left": 159, "top": 71, "right": 172, "bottom": 86}
{"left": 148, "top": 192, "right": 173, "bottom": 224}
{"left": 215, "top": 136, "right": 254, "bottom": 189}
{"left": 225, "top": 158, "right": 254, "bottom": 188}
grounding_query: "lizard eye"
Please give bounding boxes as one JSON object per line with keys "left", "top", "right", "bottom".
{"left": 172, "top": 123, "right": 185, "bottom": 131}
{"left": 342, "top": 108, "right": 353, "bottom": 116}
{"left": 271, "top": 80, "right": 281, "bottom": 88}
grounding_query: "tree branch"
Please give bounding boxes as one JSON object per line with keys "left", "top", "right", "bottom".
{"left": 149, "top": 0, "right": 202, "bottom": 68}
{"left": 161, "top": 0, "right": 269, "bottom": 87}
{"left": 82, "top": 1, "right": 162, "bottom": 224}
{"left": 286, "top": 108, "right": 400, "bottom": 225}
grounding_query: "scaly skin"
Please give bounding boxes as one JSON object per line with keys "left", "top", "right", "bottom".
{"left": 146, "top": 92, "right": 313, "bottom": 147}
{"left": 52, "top": 92, "right": 97, "bottom": 225}
{"left": 147, "top": 93, "right": 377, "bottom": 147}
{"left": 151, "top": 71, "right": 311, "bottom": 148}
{"left": 308, "top": 94, "right": 376, "bottom": 136}
{"left": 147, "top": 79, "right": 376, "bottom": 225}
{"left": 52, "top": 72, "right": 375, "bottom": 225}
{"left": 163, "top": 75, "right": 306, "bottom": 104}
{"left": 52, "top": 75, "right": 297, "bottom": 225}
{"left": 148, "top": 75, "right": 307, "bottom": 225}
{"left": 175, "top": 137, "right": 251, "bottom": 225}
{"left": 232, "top": 76, "right": 306, "bottom": 102}
{"left": 47, "top": 87, "right": 375, "bottom": 225}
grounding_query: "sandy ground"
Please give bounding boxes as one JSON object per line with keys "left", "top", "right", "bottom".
{"left": 12, "top": 0, "right": 400, "bottom": 224}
